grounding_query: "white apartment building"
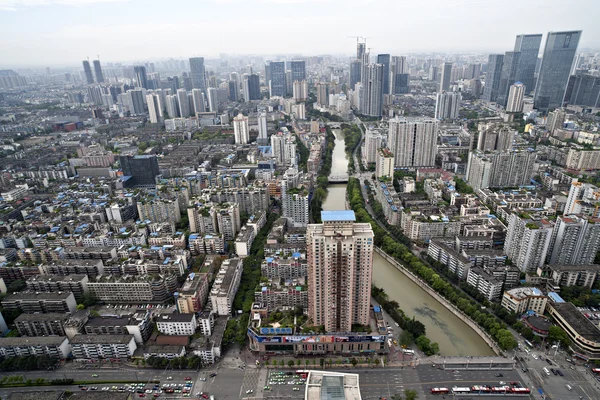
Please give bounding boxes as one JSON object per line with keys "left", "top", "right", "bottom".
{"left": 70, "top": 334, "right": 137, "bottom": 360}
{"left": 210, "top": 258, "right": 243, "bottom": 316}
{"left": 156, "top": 313, "right": 198, "bottom": 336}
{"left": 501, "top": 287, "right": 547, "bottom": 315}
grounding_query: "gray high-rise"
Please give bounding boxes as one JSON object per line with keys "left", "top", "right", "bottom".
{"left": 439, "top": 62, "right": 453, "bottom": 92}
{"left": 290, "top": 61, "right": 306, "bottom": 83}
{"left": 189, "top": 57, "right": 206, "bottom": 92}
{"left": 243, "top": 74, "right": 261, "bottom": 101}
{"left": 534, "top": 31, "right": 582, "bottom": 112}
{"left": 377, "top": 54, "right": 391, "bottom": 95}
{"left": 134, "top": 66, "right": 148, "bottom": 89}
{"left": 513, "top": 34, "right": 542, "bottom": 94}
{"left": 82, "top": 60, "right": 94, "bottom": 84}
{"left": 482, "top": 54, "right": 504, "bottom": 102}
{"left": 93, "top": 60, "right": 104, "bottom": 83}
{"left": 360, "top": 64, "right": 384, "bottom": 117}
{"left": 564, "top": 71, "right": 600, "bottom": 108}
{"left": 496, "top": 51, "right": 521, "bottom": 106}
{"left": 269, "top": 61, "right": 286, "bottom": 97}
{"left": 350, "top": 60, "right": 362, "bottom": 91}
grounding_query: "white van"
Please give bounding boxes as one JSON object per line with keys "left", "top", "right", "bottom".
{"left": 543, "top": 367, "right": 551, "bottom": 376}
{"left": 565, "top": 384, "right": 572, "bottom": 391}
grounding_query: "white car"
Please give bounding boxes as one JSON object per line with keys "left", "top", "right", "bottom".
{"left": 245, "top": 390, "right": 253, "bottom": 394}
{"left": 102, "top": 387, "right": 110, "bottom": 391}
{"left": 167, "top": 377, "right": 173, "bottom": 380}
{"left": 532, "top": 354, "right": 538, "bottom": 360}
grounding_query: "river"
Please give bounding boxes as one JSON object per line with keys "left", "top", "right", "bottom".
{"left": 321, "top": 128, "right": 494, "bottom": 356}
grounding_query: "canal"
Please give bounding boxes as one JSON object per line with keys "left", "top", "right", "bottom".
{"left": 321, "top": 128, "right": 494, "bottom": 356}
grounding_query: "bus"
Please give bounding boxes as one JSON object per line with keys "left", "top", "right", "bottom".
{"left": 471, "top": 385, "right": 490, "bottom": 393}
{"left": 592, "top": 368, "right": 600, "bottom": 374}
{"left": 295, "top": 370, "right": 309, "bottom": 379}
{"left": 402, "top": 349, "right": 415, "bottom": 355}
{"left": 511, "top": 388, "right": 531, "bottom": 395}
{"left": 430, "top": 388, "right": 449, "bottom": 395}
{"left": 452, "top": 387, "right": 471, "bottom": 394}
{"left": 491, "top": 387, "right": 509, "bottom": 394}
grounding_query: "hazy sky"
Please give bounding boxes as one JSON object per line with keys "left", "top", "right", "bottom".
{"left": 1, "top": 0, "right": 598, "bottom": 67}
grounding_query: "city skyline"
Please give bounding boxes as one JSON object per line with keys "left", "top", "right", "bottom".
{"left": 1, "top": 0, "right": 599, "bottom": 67}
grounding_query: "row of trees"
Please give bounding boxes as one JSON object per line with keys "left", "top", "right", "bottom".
{"left": 347, "top": 178, "right": 518, "bottom": 351}
{"left": 145, "top": 355, "right": 203, "bottom": 369}
{"left": 0, "top": 355, "right": 57, "bottom": 371}
{"left": 295, "top": 134, "right": 310, "bottom": 173}
{"left": 0, "top": 375, "right": 73, "bottom": 386}
{"left": 371, "top": 286, "right": 439, "bottom": 356}
{"left": 341, "top": 124, "right": 361, "bottom": 173}
{"left": 310, "top": 126, "right": 336, "bottom": 223}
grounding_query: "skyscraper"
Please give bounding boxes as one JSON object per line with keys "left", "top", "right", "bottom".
{"left": 388, "top": 117, "right": 438, "bottom": 167}
{"left": 207, "top": 88, "right": 219, "bottom": 112}
{"left": 482, "top": 54, "right": 504, "bottom": 102}
{"left": 513, "top": 34, "right": 542, "bottom": 94}
{"left": 316, "top": 83, "right": 329, "bottom": 107}
{"left": 92, "top": 60, "right": 104, "bottom": 83}
{"left": 134, "top": 66, "right": 148, "bottom": 89}
{"left": 506, "top": 83, "right": 525, "bottom": 113}
{"left": 290, "top": 61, "right": 306, "bottom": 83}
{"left": 189, "top": 57, "right": 206, "bottom": 92}
{"left": 257, "top": 113, "right": 268, "bottom": 144}
{"left": 281, "top": 168, "right": 308, "bottom": 227}
{"left": 434, "top": 91, "right": 461, "bottom": 120}
{"left": 547, "top": 215, "right": 600, "bottom": 265}
{"left": 307, "top": 210, "right": 374, "bottom": 332}
{"left": 496, "top": 51, "right": 521, "bottom": 106}
{"left": 349, "top": 60, "right": 362, "bottom": 91}
{"left": 563, "top": 71, "right": 600, "bottom": 108}
{"left": 292, "top": 80, "right": 308, "bottom": 102}
{"left": 360, "top": 64, "right": 384, "bottom": 117}
{"left": 439, "top": 62, "right": 453, "bottom": 92}
{"left": 242, "top": 74, "right": 260, "bottom": 101}
{"left": 377, "top": 54, "right": 391, "bottom": 95}
{"left": 228, "top": 81, "right": 239, "bottom": 101}
{"left": 177, "top": 89, "right": 190, "bottom": 118}
{"left": 191, "top": 89, "right": 205, "bottom": 114}
{"left": 82, "top": 60, "right": 94, "bottom": 84}
{"left": 119, "top": 155, "right": 160, "bottom": 187}
{"left": 268, "top": 61, "right": 286, "bottom": 97}
{"left": 389, "top": 56, "right": 408, "bottom": 94}
{"left": 534, "top": 30, "right": 582, "bottom": 111}
{"left": 146, "top": 93, "right": 162, "bottom": 124}
{"left": 233, "top": 113, "right": 249, "bottom": 144}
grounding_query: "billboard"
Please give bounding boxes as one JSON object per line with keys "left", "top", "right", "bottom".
{"left": 259, "top": 327, "right": 293, "bottom": 335}
{"left": 248, "top": 329, "right": 386, "bottom": 344}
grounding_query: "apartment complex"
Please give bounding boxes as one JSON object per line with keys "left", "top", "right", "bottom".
{"left": 501, "top": 287, "right": 547, "bottom": 315}
{"left": 156, "top": 313, "right": 198, "bottom": 336}
{"left": 210, "top": 258, "right": 243, "bottom": 316}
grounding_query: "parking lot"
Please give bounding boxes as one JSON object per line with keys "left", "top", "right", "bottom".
{"left": 263, "top": 370, "right": 307, "bottom": 398}
{"left": 78, "top": 376, "right": 195, "bottom": 398}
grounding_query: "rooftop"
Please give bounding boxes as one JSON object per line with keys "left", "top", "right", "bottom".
{"left": 0, "top": 336, "right": 68, "bottom": 347}
{"left": 4, "top": 291, "right": 74, "bottom": 301}
{"left": 552, "top": 302, "right": 600, "bottom": 343}
{"left": 70, "top": 334, "right": 134, "bottom": 345}
{"left": 548, "top": 264, "right": 600, "bottom": 272}
{"left": 306, "top": 370, "right": 361, "bottom": 400}
{"left": 321, "top": 210, "right": 356, "bottom": 222}
{"left": 157, "top": 313, "right": 195, "bottom": 323}
{"left": 7, "top": 391, "right": 64, "bottom": 400}
{"left": 505, "top": 287, "right": 544, "bottom": 300}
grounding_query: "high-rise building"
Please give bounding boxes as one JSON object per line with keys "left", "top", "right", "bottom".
{"left": 307, "top": 210, "right": 374, "bottom": 332}
{"left": 189, "top": 57, "right": 206, "bottom": 92}
{"left": 357, "top": 42, "right": 366, "bottom": 61}
{"left": 434, "top": 91, "right": 461, "bottom": 120}
{"left": 119, "top": 155, "right": 160, "bottom": 187}
{"left": 547, "top": 108, "right": 566, "bottom": 134}
{"left": 146, "top": 94, "right": 162, "bottom": 124}
{"left": 513, "top": 34, "right": 543, "bottom": 95}
{"left": 257, "top": 113, "right": 268, "bottom": 144}
{"left": 92, "top": 60, "right": 104, "bottom": 83}
{"left": 264, "top": 62, "right": 272, "bottom": 87}
{"left": 477, "top": 124, "right": 513, "bottom": 152}
{"left": 269, "top": 61, "right": 286, "bottom": 97}
{"left": 191, "top": 89, "right": 205, "bottom": 114}
{"left": 207, "top": 87, "right": 219, "bottom": 112}
{"left": 388, "top": 117, "right": 438, "bottom": 167}
{"left": 548, "top": 215, "right": 600, "bottom": 265}
{"left": 82, "top": 60, "right": 94, "bottom": 84}
{"left": 316, "top": 83, "right": 329, "bottom": 107}
{"left": 389, "top": 56, "right": 408, "bottom": 94}
{"left": 377, "top": 54, "right": 391, "bottom": 95}
{"left": 349, "top": 60, "right": 362, "bottom": 91}
{"left": 165, "top": 95, "right": 179, "bottom": 118}
{"left": 360, "top": 64, "right": 384, "bottom": 117}
{"left": 482, "top": 54, "right": 504, "bottom": 102}
{"left": 504, "top": 213, "right": 554, "bottom": 272}
{"left": 228, "top": 81, "right": 239, "bottom": 102}
{"left": 177, "top": 89, "right": 190, "bottom": 118}
{"left": 563, "top": 71, "right": 600, "bottom": 109}
{"left": 292, "top": 80, "right": 308, "bottom": 102}
{"left": 534, "top": 31, "right": 582, "bottom": 111}
{"left": 126, "top": 89, "right": 145, "bottom": 115}
{"left": 243, "top": 74, "right": 261, "bottom": 101}
{"left": 271, "top": 132, "right": 297, "bottom": 166}
{"left": 233, "top": 113, "right": 249, "bottom": 144}
{"left": 428, "top": 66, "right": 438, "bottom": 82}
{"left": 496, "top": 51, "right": 521, "bottom": 106}
{"left": 290, "top": 61, "right": 306, "bottom": 83}
{"left": 466, "top": 150, "right": 536, "bottom": 190}
{"left": 506, "top": 83, "right": 525, "bottom": 112}
{"left": 364, "top": 130, "right": 382, "bottom": 164}
{"left": 466, "top": 63, "right": 482, "bottom": 79}
{"left": 134, "top": 66, "right": 148, "bottom": 89}
{"left": 564, "top": 181, "right": 600, "bottom": 216}
{"left": 281, "top": 168, "right": 308, "bottom": 227}
{"left": 439, "top": 62, "right": 453, "bottom": 92}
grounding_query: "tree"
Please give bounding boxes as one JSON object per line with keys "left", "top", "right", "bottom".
{"left": 279, "top": 359, "right": 284, "bottom": 367}
{"left": 288, "top": 360, "right": 295, "bottom": 368}
{"left": 264, "top": 360, "right": 270, "bottom": 368}
{"left": 305, "top": 359, "right": 309, "bottom": 368}
{"left": 319, "top": 358, "right": 325, "bottom": 369}
{"left": 548, "top": 326, "right": 570, "bottom": 348}
{"left": 296, "top": 359, "right": 302, "bottom": 367}
{"left": 76, "top": 304, "right": 85, "bottom": 310}
{"left": 404, "top": 389, "right": 419, "bottom": 400}
{"left": 351, "top": 358, "right": 358, "bottom": 368}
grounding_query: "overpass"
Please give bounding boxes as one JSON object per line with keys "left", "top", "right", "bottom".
{"left": 328, "top": 174, "right": 349, "bottom": 183}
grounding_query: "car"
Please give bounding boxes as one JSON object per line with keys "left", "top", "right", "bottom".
{"left": 153, "top": 395, "right": 160, "bottom": 398}
{"left": 293, "top": 387, "right": 300, "bottom": 391}
{"left": 81, "top": 388, "right": 88, "bottom": 391}
{"left": 199, "top": 378, "right": 206, "bottom": 381}
{"left": 546, "top": 359, "right": 553, "bottom": 365}
{"left": 245, "top": 390, "right": 253, "bottom": 394}
{"left": 532, "top": 354, "right": 539, "bottom": 360}
{"left": 102, "top": 387, "right": 110, "bottom": 391}
{"left": 551, "top": 368, "right": 557, "bottom": 375}
{"left": 264, "top": 386, "right": 271, "bottom": 391}
{"left": 209, "top": 373, "right": 217, "bottom": 378}
{"left": 92, "top": 374, "right": 99, "bottom": 378}
{"left": 499, "top": 381, "right": 506, "bottom": 385}
{"left": 202, "top": 395, "right": 209, "bottom": 399}
{"left": 522, "top": 368, "right": 528, "bottom": 372}
{"left": 495, "top": 373, "right": 503, "bottom": 377}
{"left": 557, "top": 369, "right": 564, "bottom": 376}
{"left": 166, "top": 377, "right": 173, "bottom": 380}
{"left": 139, "top": 395, "right": 146, "bottom": 398}
{"left": 91, "top": 387, "right": 98, "bottom": 391}
{"left": 185, "top": 377, "right": 192, "bottom": 381}
{"left": 145, "top": 390, "right": 153, "bottom": 394}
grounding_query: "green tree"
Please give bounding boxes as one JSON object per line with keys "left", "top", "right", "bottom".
{"left": 279, "top": 359, "right": 284, "bottom": 367}
{"left": 548, "top": 326, "right": 570, "bottom": 348}
{"left": 76, "top": 304, "right": 85, "bottom": 310}
{"left": 297, "top": 359, "right": 302, "bottom": 367}
{"left": 305, "top": 359, "right": 309, "bottom": 368}
{"left": 319, "top": 358, "right": 325, "bottom": 369}
{"left": 351, "top": 358, "right": 358, "bottom": 368}
{"left": 288, "top": 360, "right": 295, "bottom": 368}
{"left": 404, "top": 389, "right": 419, "bottom": 400}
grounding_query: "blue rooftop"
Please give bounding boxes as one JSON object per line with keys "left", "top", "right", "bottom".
{"left": 547, "top": 292, "right": 565, "bottom": 303}
{"left": 321, "top": 210, "right": 356, "bottom": 222}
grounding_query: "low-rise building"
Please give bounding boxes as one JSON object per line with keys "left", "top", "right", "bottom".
{"left": 156, "top": 313, "right": 197, "bottom": 336}
{"left": 142, "top": 345, "right": 186, "bottom": 360}
{"left": 26, "top": 274, "right": 89, "bottom": 301}
{"left": 86, "top": 274, "right": 178, "bottom": 303}
{"left": 176, "top": 272, "right": 210, "bottom": 313}
{"left": 235, "top": 226, "right": 256, "bottom": 258}
{"left": 38, "top": 259, "right": 105, "bottom": 277}
{"left": 70, "top": 334, "right": 137, "bottom": 360}
{"left": 197, "top": 312, "right": 214, "bottom": 336}
{"left": 15, "top": 313, "right": 70, "bottom": 337}
{"left": 254, "top": 283, "right": 308, "bottom": 310}
{"left": 548, "top": 264, "right": 600, "bottom": 289}
{"left": 210, "top": 258, "right": 243, "bottom": 316}
{"left": 0, "top": 336, "right": 70, "bottom": 359}
{"left": 548, "top": 301, "right": 600, "bottom": 359}
{"left": 501, "top": 287, "right": 547, "bottom": 315}
{"left": 466, "top": 267, "right": 503, "bottom": 301}
{"left": 84, "top": 312, "right": 153, "bottom": 344}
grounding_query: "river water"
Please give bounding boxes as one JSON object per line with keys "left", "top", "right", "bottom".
{"left": 321, "top": 128, "right": 494, "bottom": 356}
